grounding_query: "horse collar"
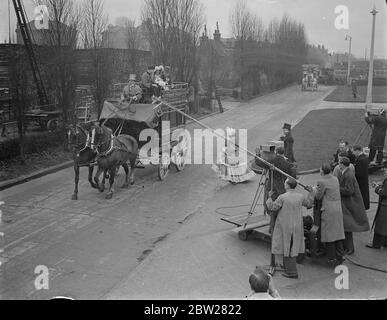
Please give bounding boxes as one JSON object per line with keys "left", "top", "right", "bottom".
{"left": 98, "top": 134, "right": 115, "bottom": 158}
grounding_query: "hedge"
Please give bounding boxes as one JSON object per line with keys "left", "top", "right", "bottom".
{"left": 0, "top": 130, "right": 66, "bottom": 160}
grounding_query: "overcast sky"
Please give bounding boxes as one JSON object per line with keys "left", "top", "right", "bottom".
{"left": 1, "top": 0, "right": 386, "bottom": 58}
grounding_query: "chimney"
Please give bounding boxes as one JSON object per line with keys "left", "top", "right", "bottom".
{"left": 200, "top": 24, "right": 209, "bottom": 44}
{"left": 213, "top": 22, "right": 221, "bottom": 41}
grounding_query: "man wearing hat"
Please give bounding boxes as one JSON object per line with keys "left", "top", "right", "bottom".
{"left": 121, "top": 74, "right": 142, "bottom": 103}
{"left": 281, "top": 123, "right": 296, "bottom": 164}
{"left": 338, "top": 157, "right": 370, "bottom": 255}
{"left": 365, "top": 109, "right": 387, "bottom": 165}
{"left": 253, "top": 147, "right": 296, "bottom": 232}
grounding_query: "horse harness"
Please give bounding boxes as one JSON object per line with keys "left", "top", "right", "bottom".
{"left": 94, "top": 132, "right": 134, "bottom": 159}
{"left": 68, "top": 125, "right": 91, "bottom": 156}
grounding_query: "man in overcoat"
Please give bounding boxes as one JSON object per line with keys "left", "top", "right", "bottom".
{"left": 314, "top": 164, "right": 345, "bottom": 266}
{"left": 365, "top": 110, "right": 387, "bottom": 165}
{"left": 254, "top": 147, "right": 296, "bottom": 233}
{"left": 367, "top": 178, "right": 387, "bottom": 249}
{"left": 253, "top": 147, "right": 297, "bottom": 270}
{"left": 141, "top": 66, "right": 155, "bottom": 102}
{"left": 353, "top": 145, "right": 370, "bottom": 210}
{"left": 280, "top": 123, "right": 296, "bottom": 164}
{"left": 338, "top": 157, "right": 370, "bottom": 255}
{"left": 266, "top": 179, "right": 314, "bottom": 279}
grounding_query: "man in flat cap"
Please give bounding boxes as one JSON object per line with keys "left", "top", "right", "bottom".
{"left": 281, "top": 123, "right": 296, "bottom": 164}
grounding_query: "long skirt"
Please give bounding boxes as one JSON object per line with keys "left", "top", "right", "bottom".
{"left": 212, "top": 162, "right": 255, "bottom": 184}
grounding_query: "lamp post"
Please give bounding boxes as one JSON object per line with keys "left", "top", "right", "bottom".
{"left": 8, "top": 0, "right": 11, "bottom": 43}
{"left": 345, "top": 35, "right": 352, "bottom": 85}
{"left": 366, "top": 6, "right": 378, "bottom": 111}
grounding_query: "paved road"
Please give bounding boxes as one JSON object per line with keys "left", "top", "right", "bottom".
{"left": 1, "top": 85, "right": 337, "bottom": 300}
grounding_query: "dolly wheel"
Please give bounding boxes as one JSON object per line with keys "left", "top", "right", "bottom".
{"left": 238, "top": 230, "right": 252, "bottom": 241}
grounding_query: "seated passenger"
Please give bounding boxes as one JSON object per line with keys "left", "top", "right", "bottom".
{"left": 153, "top": 65, "right": 168, "bottom": 97}
{"left": 141, "top": 66, "right": 155, "bottom": 103}
{"left": 121, "top": 74, "right": 142, "bottom": 103}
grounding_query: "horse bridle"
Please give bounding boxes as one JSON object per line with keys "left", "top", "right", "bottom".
{"left": 68, "top": 125, "right": 91, "bottom": 156}
{"left": 90, "top": 126, "right": 115, "bottom": 157}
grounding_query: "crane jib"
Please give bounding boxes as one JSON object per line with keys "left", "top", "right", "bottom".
{"left": 154, "top": 98, "right": 307, "bottom": 190}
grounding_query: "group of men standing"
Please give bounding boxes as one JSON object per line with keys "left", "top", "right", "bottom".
{"left": 251, "top": 119, "right": 387, "bottom": 279}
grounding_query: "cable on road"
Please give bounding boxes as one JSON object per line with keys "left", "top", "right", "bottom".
{"left": 345, "top": 256, "right": 387, "bottom": 274}
{"left": 215, "top": 204, "right": 262, "bottom": 217}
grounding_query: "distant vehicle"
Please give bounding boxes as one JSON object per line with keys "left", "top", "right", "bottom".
{"left": 301, "top": 64, "right": 320, "bottom": 91}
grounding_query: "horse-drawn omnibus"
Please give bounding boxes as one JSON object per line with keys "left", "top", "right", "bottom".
{"left": 89, "top": 82, "right": 190, "bottom": 199}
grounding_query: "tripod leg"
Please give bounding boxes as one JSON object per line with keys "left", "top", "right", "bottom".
{"left": 242, "top": 170, "right": 268, "bottom": 229}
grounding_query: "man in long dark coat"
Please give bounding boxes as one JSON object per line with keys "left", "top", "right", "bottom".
{"left": 365, "top": 110, "right": 387, "bottom": 164}
{"left": 281, "top": 123, "right": 296, "bottom": 163}
{"left": 367, "top": 178, "right": 387, "bottom": 249}
{"left": 353, "top": 145, "right": 370, "bottom": 210}
{"left": 338, "top": 157, "right": 370, "bottom": 255}
{"left": 253, "top": 147, "right": 296, "bottom": 269}
{"left": 255, "top": 147, "right": 296, "bottom": 226}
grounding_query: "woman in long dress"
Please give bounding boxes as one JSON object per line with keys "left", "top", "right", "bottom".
{"left": 212, "top": 128, "right": 255, "bottom": 184}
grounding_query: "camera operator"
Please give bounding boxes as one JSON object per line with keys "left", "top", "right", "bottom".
{"left": 367, "top": 180, "right": 387, "bottom": 249}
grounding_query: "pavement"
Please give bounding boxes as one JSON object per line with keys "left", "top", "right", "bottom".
{"left": 2, "top": 85, "right": 386, "bottom": 300}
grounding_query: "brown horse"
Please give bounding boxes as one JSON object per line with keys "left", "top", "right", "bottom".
{"left": 65, "top": 123, "right": 98, "bottom": 200}
{"left": 90, "top": 124, "right": 139, "bottom": 199}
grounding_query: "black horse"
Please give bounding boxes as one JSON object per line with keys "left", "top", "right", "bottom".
{"left": 90, "top": 124, "right": 139, "bottom": 199}
{"left": 65, "top": 122, "right": 98, "bottom": 200}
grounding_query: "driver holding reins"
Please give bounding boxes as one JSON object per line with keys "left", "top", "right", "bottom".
{"left": 121, "top": 74, "right": 142, "bottom": 103}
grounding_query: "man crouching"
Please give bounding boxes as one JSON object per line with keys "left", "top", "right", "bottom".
{"left": 266, "top": 179, "right": 314, "bottom": 279}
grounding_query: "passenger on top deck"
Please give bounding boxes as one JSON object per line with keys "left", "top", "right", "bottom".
{"left": 121, "top": 74, "right": 142, "bottom": 103}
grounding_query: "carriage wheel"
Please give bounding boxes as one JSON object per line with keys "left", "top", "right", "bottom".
{"left": 158, "top": 153, "right": 170, "bottom": 181}
{"left": 174, "top": 134, "right": 189, "bottom": 172}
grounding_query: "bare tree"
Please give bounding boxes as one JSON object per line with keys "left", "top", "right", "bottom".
{"left": 115, "top": 17, "right": 140, "bottom": 72}
{"left": 80, "top": 0, "right": 107, "bottom": 50}
{"left": 9, "top": 48, "right": 33, "bottom": 163}
{"left": 168, "top": 0, "right": 204, "bottom": 81}
{"left": 229, "top": 0, "right": 257, "bottom": 99}
{"left": 79, "top": 0, "right": 109, "bottom": 115}
{"left": 33, "top": 0, "right": 81, "bottom": 125}
{"left": 141, "top": 0, "right": 204, "bottom": 82}
{"left": 142, "top": 0, "right": 173, "bottom": 66}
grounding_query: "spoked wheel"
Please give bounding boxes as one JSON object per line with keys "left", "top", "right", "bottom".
{"left": 158, "top": 153, "right": 170, "bottom": 181}
{"left": 173, "top": 134, "right": 189, "bottom": 172}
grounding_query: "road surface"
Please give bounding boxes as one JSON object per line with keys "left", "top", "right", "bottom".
{"left": 1, "top": 85, "right": 358, "bottom": 300}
